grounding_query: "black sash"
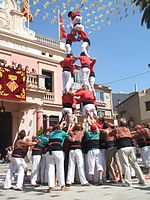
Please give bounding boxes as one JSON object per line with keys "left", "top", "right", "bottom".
{"left": 48, "top": 138, "right": 63, "bottom": 154}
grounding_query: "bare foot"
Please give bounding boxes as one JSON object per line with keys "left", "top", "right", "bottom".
{"left": 61, "top": 185, "right": 67, "bottom": 191}
{"left": 47, "top": 187, "right": 52, "bottom": 193}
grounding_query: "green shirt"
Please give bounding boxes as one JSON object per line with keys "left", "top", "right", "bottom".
{"left": 49, "top": 129, "right": 70, "bottom": 146}
{"left": 85, "top": 130, "right": 100, "bottom": 141}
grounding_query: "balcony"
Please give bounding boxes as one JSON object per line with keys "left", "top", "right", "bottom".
{"left": 35, "top": 34, "right": 60, "bottom": 49}
{"left": 43, "top": 91, "right": 55, "bottom": 102}
{"left": 26, "top": 74, "right": 47, "bottom": 90}
{"left": 26, "top": 74, "right": 38, "bottom": 88}
{"left": 26, "top": 73, "right": 54, "bottom": 102}
{"left": 96, "top": 101, "right": 106, "bottom": 107}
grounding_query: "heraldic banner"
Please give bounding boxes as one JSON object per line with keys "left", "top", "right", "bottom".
{"left": 0, "top": 66, "right": 26, "bottom": 101}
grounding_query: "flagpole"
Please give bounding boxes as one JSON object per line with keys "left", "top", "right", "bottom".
{"left": 27, "top": 0, "right": 30, "bottom": 29}
{"left": 58, "top": 8, "right": 60, "bottom": 41}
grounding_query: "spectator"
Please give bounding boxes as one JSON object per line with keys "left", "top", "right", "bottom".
{"left": 25, "top": 65, "right": 30, "bottom": 74}
{"left": 31, "top": 68, "right": 37, "bottom": 75}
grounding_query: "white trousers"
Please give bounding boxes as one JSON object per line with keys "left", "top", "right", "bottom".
{"left": 66, "top": 149, "right": 88, "bottom": 185}
{"left": 38, "top": 154, "right": 48, "bottom": 184}
{"left": 84, "top": 154, "right": 100, "bottom": 182}
{"left": 73, "top": 24, "right": 84, "bottom": 31}
{"left": 62, "top": 71, "right": 72, "bottom": 92}
{"left": 81, "top": 41, "right": 90, "bottom": 57}
{"left": 46, "top": 151, "right": 65, "bottom": 188}
{"left": 118, "top": 146, "right": 145, "bottom": 185}
{"left": 4, "top": 157, "right": 27, "bottom": 189}
{"left": 72, "top": 16, "right": 84, "bottom": 32}
{"left": 62, "top": 107, "right": 73, "bottom": 116}
{"left": 89, "top": 76, "right": 95, "bottom": 90}
{"left": 72, "top": 16, "right": 82, "bottom": 25}
{"left": 82, "top": 104, "right": 97, "bottom": 117}
{"left": 81, "top": 67, "right": 91, "bottom": 90}
{"left": 87, "top": 149, "right": 103, "bottom": 175}
{"left": 65, "top": 44, "right": 72, "bottom": 55}
{"left": 31, "top": 155, "right": 41, "bottom": 185}
{"left": 140, "top": 146, "right": 150, "bottom": 168}
{"left": 100, "top": 149, "right": 107, "bottom": 181}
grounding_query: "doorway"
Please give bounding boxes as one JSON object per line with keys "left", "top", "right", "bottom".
{"left": 0, "top": 112, "right": 12, "bottom": 158}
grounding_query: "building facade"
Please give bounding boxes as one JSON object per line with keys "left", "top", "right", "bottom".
{"left": 94, "top": 84, "right": 113, "bottom": 118}
{"left": 0, "top": 0, "right": 66, "bottom": 157}
{"left": 112, "top": 92, "right": 132, "bottom": 118}
{"left": 116, "top": 90, "right": 150, "bottom": 127}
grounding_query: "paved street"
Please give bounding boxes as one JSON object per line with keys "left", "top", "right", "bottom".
{"left": 0, "top": 163, "right": 150, "bottom": 200}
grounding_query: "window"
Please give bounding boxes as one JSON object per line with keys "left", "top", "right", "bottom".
{"left": 118, "top": 111, "right": 126, "bottom": 118}
{"left": 145, "top": 101, "right": 150, "bottom": 111}
{"left": 96, "top": 90, "right": 104, "bottom": 102}
{"left": 97, "top": 110, "right": 105, "bottom": 117}
{"left": 49, "top": 115, "right": 59, "bottom": 125}
{"left": 42, "top": 70, "right": 53, "bottom": 92}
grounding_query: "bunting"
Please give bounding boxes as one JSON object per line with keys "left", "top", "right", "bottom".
{"left": 17, "top": 0, "right": 139, "bottom": 35}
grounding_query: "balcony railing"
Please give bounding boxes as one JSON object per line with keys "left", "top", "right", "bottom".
{"left": 26, "top": 74, "right": 38, "bottom": 87}
{"left": 26, "top": 73, "right": 55, "bottom": 102}
{"left": 96, "top": 101, "right": 106, "bottom": 107}
{"left": 26, "top": 74, "right": 46, "bottom": 89}
{"left": 35, "top": 34, "right": 60, "bottom": 49}
{"left": 43, "top": 91, "right": 55, "bottom": 102}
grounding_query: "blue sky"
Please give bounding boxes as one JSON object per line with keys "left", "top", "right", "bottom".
{"left": 27, "top": 0, "right": 150, "bottom": 93}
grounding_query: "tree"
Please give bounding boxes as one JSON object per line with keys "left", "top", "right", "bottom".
{"left": 134, "top": 0, "right": 150, "bottom": 28}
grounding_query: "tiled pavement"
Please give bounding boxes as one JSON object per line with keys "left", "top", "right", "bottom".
{"left": 0, "top": 163, "right": 150, "bottom": 200}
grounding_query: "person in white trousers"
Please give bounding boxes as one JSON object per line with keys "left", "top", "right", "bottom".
{"left": 84, "top": 123, "right": 104, "bottom": 185}
{"left": 112, "top": 119, "right": 146, "bottom": 186}
{"left": 68, "top": 9, "right": 84, "bottom": 32}
{"left": 133, "top": 124, "right": 150, "bottom": 179}
{"left": 66, "top": 123, "right": 89, "bottom": 186}
{"left": 31, "top": 131, "right": 49, "bottom": 186}
{"left": 78, "top": 52, "right": 96, "bottom": 90}
{"left": 65, "top": 31, "right": 77, "bottom": 55}
{"left": 60, "top": 54, "right": 77, "bottom": 93}
{"left": 4, "top": 130, "right": 38, "bottom": 191}
{"left": 45, "top": 124, "right": 70, "bottom": 193}
{"left": 76, "top": 29, "right": 91, "bottom": 57}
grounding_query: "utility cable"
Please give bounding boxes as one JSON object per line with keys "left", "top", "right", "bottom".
{"left": 103, "top": 70, "right": 150, "bottom": 85}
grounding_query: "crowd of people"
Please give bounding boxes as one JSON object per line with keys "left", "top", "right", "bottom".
{"left": 3, "top": 118, "right": 150, "bottom": 192}
{"left": 0, "top": 59, "right": 37, "bottom": 75}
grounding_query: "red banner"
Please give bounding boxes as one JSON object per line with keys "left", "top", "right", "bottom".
{"left": 59, "top": 14, "right": 67, "bottom": 39}
{"left": 0, "top": 66, "right": 26, "bottom": 101}
{"left": 22, "top": 0, "right": 33, "bottom": 23}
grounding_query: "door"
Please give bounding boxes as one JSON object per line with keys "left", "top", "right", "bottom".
{"left": 0, "top": 112, "right": 12, "bottom": 158}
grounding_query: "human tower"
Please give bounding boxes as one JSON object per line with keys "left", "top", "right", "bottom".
{"left": 60, "top": 7, "right": 97, "bottom": 125}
